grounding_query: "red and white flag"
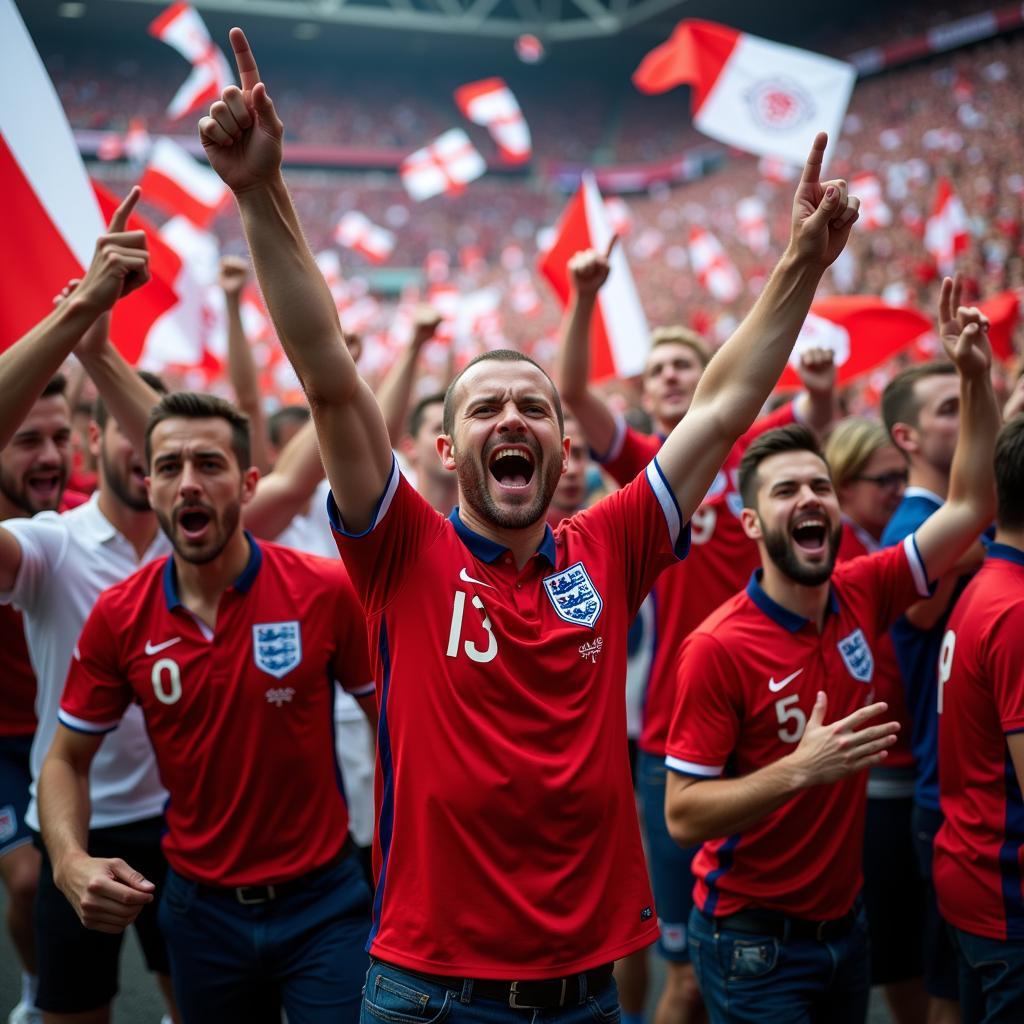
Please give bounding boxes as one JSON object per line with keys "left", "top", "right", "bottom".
{"left": 633, "top": 19, "right": 856, "bottom": 168}
{"left": 149, "top": 2, "right": 233, "bottom": 121}
{"left": 604, "top": 196, "right": 634, "bottom": 237}
{"left": 851, "top": 173, "right": 892, "bottom": 230}
{"left": 925, "top": 178, "right": 970, "bottom": 274}
{"left": 140, "top": 138, "right": 230, "bottom": 229}
{"left": 538, "top": 174, "right": 650, "bottom": 382}
{"left": 0, "top": 1, "right": 174, "bottom": 361}
{"left": 334, "top": 211, "right": 395, "bottom": 264}
{"left": 454, "top": 78, "right": 531, "bottom": 163}
{"left": 400, "top": 129, "right": 486, "bottom": 201}
{"left": 689, "top": 227, "right": 743, "bottom": 302}
{"left": 775, "top": 296, "right": 932, "bottom": 389}
{"left": 735, "top": 196, "right": 769, "bottom": 254}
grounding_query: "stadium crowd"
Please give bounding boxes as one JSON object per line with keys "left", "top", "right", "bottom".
{"left": 3, "top": 7, "right": 1024, "bottom": 1024}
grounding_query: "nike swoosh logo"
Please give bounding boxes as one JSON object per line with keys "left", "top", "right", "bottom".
{"left": 768, "top": 668, "right": 803, "bottom": 693}
{"left": 145, "top": 637, "right": 182, "bottom": 655}
{"left": 459, "top": 568, "right": 494, "bottom": 590}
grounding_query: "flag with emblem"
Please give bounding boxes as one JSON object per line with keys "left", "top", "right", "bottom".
{"left": 400, "top": 129, "right": 486, "bottom": 201}
{"left": 334, "top": 211, "right": 395, "bottom": 264}
{"left": 140, "top": 138, "right": 230, "bottom": 228}
{"left": 538, "top": 174, "right": 650, "bottom": 382}
{"left": 633, "top": 19, "right": 856, "bottom": 168}
{"left": 454, "top": 78, "right": 532, "bottom": 164}
{"left": 689, "top": 227, "right": 742, "bottom": 302}
{"left": 149, "top": 2, "right": 234, "bottom": 121}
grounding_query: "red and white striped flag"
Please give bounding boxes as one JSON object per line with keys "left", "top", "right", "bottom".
{"left": 851, "top": 173, "right": 892, "bottom": 230}
{"left": 334, "top": 211, "right": 395, "bottom": 264}
{"left": 634, "top": 19, "right": 855, "bottom": 168}
{"left": 400, "top": 129, "right": 486, "bottom": 201}
{"left": 925, "top": 178, "right": 970, "bottom": 274}
{"left": 538, "top": 174, "right": 650, "bottom": 382}
{"left": 454, "top": 78, "right": 532, "bottom": 164}
{"left": 689, "top": 227, "right": 743, "bottom": 302}
{"left": 140, "top": 138, "right": 231, "bottom": 229}
{"left": 149, "top": 2, "right": 233, "bottom": 121}
{"left": 735, "top": 196, "right": 769, "bottom": 253}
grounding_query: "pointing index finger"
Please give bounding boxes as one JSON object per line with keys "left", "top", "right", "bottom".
{"left": 604, "top": 234, "right": 619, "bottom": 261}
{"left": 107, "top": 186, "right": 140, "bottom": 233}
{"left": 799, "top": 131, "right": 828, "bottom": 187}
{"left": 229, "top": 27, "right": 261, "bottom": 94}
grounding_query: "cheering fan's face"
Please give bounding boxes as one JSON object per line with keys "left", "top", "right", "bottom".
{"left": 409, "top": 400, "right": 448, "bottom": 484}
{"left": 551, "top": 415, "right": 589, "bottom": 515}
{"left": 0, "top": 394, "right": 71, "bottom": 514}
{"left": 642, "top": 342, "right": 704, "bottom": 431}
{"left": 440, "top": 361, "right": 568, "bottom": 530}
{"left": 910, "top": 375, "right": 961, "bottom": 477}
{"left": 147, "top": 417, "right": 257, "bottom": 564}
{"left": 742, "top": 450, "right": 842, "bottom": 587}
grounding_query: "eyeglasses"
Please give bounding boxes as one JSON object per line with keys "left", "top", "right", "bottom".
{"left": 853, "top": 471, "right": 908, "bottom": 490}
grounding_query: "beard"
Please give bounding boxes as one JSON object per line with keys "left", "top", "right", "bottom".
{"left": 456, "top": 436, "right": 562, "bottom": 530}
{"left": 155, "top": 500, "right": 241, "bottom": 565}
{"left": 761, "top": 518, "right": 842, "bottom": 587}
{"left": 0, "top": 461, "right": 67, "bottom": 515}
{"left": 101, "top": 446, "right": 151, "bottom": 513}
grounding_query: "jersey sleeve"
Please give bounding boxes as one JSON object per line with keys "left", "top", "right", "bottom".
{"left": 593, "top": 415, "right": 662, "bottom": 487}
{"left": 327, "top": 454, "right": 447, "bottom": 615}
{"left": 328, "top": 563, "right": 375, "bottom": 699}
{"left": 665, "top": 631, "right": 741, "bottom": 778}
{"left": 837, "top": 535, "right": 935, "bottom": 634}
{"left": 569, "top": 456, "right": 690, "bottom": 616}
{"left": 988, "top": 606, "right": 1024, "bottom": 734}
{"left": 57, "top": 597, "right": 132, "bottom": 735}
{"left": 0, "top": 513, "right": 70, "bottom": 613}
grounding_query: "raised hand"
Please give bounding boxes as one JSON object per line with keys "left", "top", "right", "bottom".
{"left": 411, "top": 304, "right": 443, "bottom": 346}
{"left": 789, "top": 133, "right": 860, "bottom": 269}
{"left": 568, "top": 236, "right": 617, "bottom": 298}
{"left": 199, "top": 28, "right": 283, "bottom": 192}
{"left": 938, "top": 274, "right": 992, "bottom": 379}
{"left": 796, "top": 345, "right": 836, "bottom": 395}
{"left": 219, "top": 254, "right": 250, "bottom": 297}
{"left": 73, "top": 187, "right": 149, "bottom": 315}
{"left": 54, "top": 278, "right": 111, "bottom": 358}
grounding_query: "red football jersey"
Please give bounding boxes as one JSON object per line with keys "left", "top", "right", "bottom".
{"left": 935, "top": 546, "right": 1024, "bottom": 940}
{"left": 59, "top": 539, "right": 373, "bottom": 887}
{"left": 666, "top": 537, "right": 931, "bottom": 919}
{"left": 599, "top": 402, "right": 796, "bottom": 756}
{"left": 0, "top": 605, "right": 36, "bottom": 737}
{"left": 330, "top": 456, "right": 688, "bottom": 978}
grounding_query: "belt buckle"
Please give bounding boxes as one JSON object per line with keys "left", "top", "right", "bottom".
{"left": 235, "top": 885, "right": 275, "bottom": 905}
{"left": 508, "top": 979, "right": 567, "bottom": 1010}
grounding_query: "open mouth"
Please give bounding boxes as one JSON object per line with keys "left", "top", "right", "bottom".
{"left": 488, "top": 445, "right": 536, "bottom": 491}
{"left": 791, "top": 515, "right": 828, "bottom": 554}
{"left": 177, "top": 506, "right": 213, "bottom": 542}
{"left": 26, "top": 471, "right": 61, "bottom": 503}
{"left": 130, "top": 462, "right": 146, "bottom": 485}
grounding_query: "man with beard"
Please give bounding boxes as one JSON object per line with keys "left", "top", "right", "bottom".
{"left": 662, "top": 286, "right": 1000, "bottom": 1023}
{"left": 199, "top": 28, "right": 858, "bottom": 1022}
{"left": 39, "top": 391, "right": 375, "bottom": 1023}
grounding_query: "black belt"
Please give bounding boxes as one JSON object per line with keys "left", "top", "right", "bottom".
{"left": 713, "top": 906, "right": 858, "bottom": 942}
{"left": 193, "top": 835, "right": 354, "bottom": 905}
{"left": 395, "top": 961, "right": 615, "bottom": 1009}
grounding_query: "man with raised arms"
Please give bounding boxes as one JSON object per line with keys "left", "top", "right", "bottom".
{"left": 199, "top": 27, "right": 858, "bottom": 1023}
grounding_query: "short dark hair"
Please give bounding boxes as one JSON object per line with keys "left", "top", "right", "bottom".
{"left": 94, "top": 371, "right": 167, "bottom": 429}
{"left": 442, "top": 350, "right": 564, "bottom": 437}
{"left": 408, "top": 392, "right": 446, "bottom": 439}
{"left": 995, "top": 416, "right": 1024, "bottom": 531}
{"left": 738, "top": 423, "right": 826, "bottom": 510}
{"left": 267, "top": 404, "right": 311, "bottom": 448}
{"left": 881, "top": 361, "right": 957, "bottom": 437}
{"left": 42, "top": 373, "right": 67, "bottom": 399}
{"left": 144, "top": 391, "right": 251, "bottom": 470}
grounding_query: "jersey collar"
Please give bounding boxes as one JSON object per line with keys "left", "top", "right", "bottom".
{"left": 987, "top": 541, "right": 1024, "bottom": 567}
{"left": 746, "top": 569, "right": 839, "bottom": 633}
{"left": 162, "top": 531, "right": 263, "bottom": 610}
{"left": 448, "top": 507, "right": 557, "bottom": 566}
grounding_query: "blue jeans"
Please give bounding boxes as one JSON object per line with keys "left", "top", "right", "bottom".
{"left": 637, "top": 751, "right": 699, "bottom": 962}
{"left": 158, "top": 853, "right": 371, "bottom": 1023}
{"left": 687, "top": 904, "right": 871, "bottom": 1024}
{"left": 360, "top": 959, "right": 621, "bottom": 1024}
{"left": 952, "top": 926, "right": 1024, "bottom": 1023}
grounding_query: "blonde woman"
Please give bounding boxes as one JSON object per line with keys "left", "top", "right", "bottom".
{"left": 825, "top": 418, "right": 926, "bottom": 1024}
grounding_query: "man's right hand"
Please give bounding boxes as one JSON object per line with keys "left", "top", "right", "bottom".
{"left": 199, "top": 27, "right": 284, "bottom": 193}
{"left": 786, "top": 691, "right": 899, "bottom": 787}
{"left": 219, "top": 254, "right": 250, "bottom": 297}
{"left": 568, "top": 237, "right": 616, "bottom": 298}
{"left": 54, "top": 851, "right": 155, "bottom": 935}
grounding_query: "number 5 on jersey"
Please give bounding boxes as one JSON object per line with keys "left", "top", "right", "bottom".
{"left": 447, "top": 590, "right": 498, "bottom": 664}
